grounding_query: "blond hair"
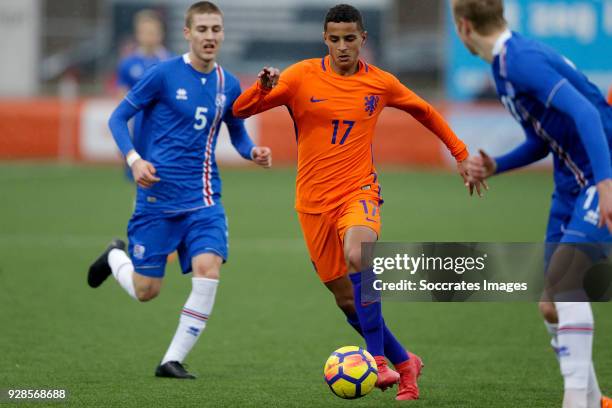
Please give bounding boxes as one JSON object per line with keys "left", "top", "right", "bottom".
{"left": 185, "top": 1, "right": 223, "bottom": 28}
{"left": 134, "top": 9, "right": 163, "bottom": 28}
{"left": 453, "top": 0, "right": 506, "bottom": 35}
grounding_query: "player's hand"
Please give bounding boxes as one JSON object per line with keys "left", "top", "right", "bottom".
{"left": 458, "top": 158, "right": 488, "bottom": 197}
{"left": 258, "top": 67, "right": 280, "bottom": 90}
{"left": 466, "top": 149, "right": 494, "bottom": 196}
{"left": 251, "top": 146, "right": 272, "bottom": 168}
{"left": 596, "top": 178, "right": 612, "bottom": 232}
{"left": 131, "top": 159, "right": 160, "bottom": 189}
{"left": 467, "top": 149, "right": 497, "bottom": 180}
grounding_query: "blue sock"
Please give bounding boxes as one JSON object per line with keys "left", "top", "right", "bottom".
{"left": 347, "top": 313, "right": 409, "bottom": 365}
{"left": 346, "top": 313, "right": 362, "bottom": 335}
{"left": 350, "top": 271, "right": 384, "bottom": 357}
{"left": 382, "top": 319, "right": 409, "bottom": 365}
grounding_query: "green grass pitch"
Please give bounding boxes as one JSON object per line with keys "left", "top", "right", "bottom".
{"left": 0, "top": 163, "right": 610, "bottom": 407}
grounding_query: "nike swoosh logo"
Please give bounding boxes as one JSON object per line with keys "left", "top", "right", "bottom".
{"left": 365, "top": 217, "right": 377, "bottom": 222}
{"left": 310, "top": 97, "right": 328, "bottom": 103}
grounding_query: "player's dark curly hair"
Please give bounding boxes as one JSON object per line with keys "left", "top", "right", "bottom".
{"left": 324, "top": 4, "right": 365, "bottom": 32}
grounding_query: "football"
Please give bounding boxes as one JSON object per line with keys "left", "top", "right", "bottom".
{"left": 323, "top": 346, "right": 378, "bottom": 399}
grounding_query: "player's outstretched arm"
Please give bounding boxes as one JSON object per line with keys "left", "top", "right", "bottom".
{"left": 386, "top": 76, "right": 487, "bottom": 196}
{"left": 419, "top": 117, "right": 488, "bottom": 196}
{"left": 467, "top": 131, "right": 551, "bottom": 193}
{"left": 475, "top": 129, "right": 549, "bottom": 179}
{"left": 225, "top": 89, "right": 272, "bottom": 169}
{"left": 233, "top": 66, "right": 296, "bottom": 119}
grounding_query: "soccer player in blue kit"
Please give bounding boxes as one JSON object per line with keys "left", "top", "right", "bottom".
{"left": 88, "top": 1, "right": 272, "bottom": 379}
{"left": 451, "top": 1, "right": 612, "bottom": 407}
{"left": 116, "top": 9, "right": 172, "bottom": 171}
{"left": 116, "top": 9, "right": 172, "bottom": 95}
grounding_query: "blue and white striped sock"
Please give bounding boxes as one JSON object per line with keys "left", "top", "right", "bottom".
{"left": 545, "top": 316, "right": 601, "bottom": 408}
{"left": 161, "top": 277, "right": 218, "bottom": 364}
{"left": 556, "top": 302, "right": 594, "bottom": 408}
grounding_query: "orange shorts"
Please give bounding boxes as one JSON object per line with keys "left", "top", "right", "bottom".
{"left": 298, "top": 192, "right": 382, "bottom": 283}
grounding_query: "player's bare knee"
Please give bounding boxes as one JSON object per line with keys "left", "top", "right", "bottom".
{"left": 192, "top": 253, "right": 222, "bottom": 279}
{"left": 136, "top": 291, "right": 156, "bottom": 302}
{"left": 133, "top": 279, "right": 161, "bottom": 302}
{"left": 135, "top": 286, "right": 159, "bottom": 302}
{"left": 192, "top": 264, "right": 220, "bottom": 279}
{"left": 344, "top": 247, "right": 363, "bottom": 272}
{"left": 539, "top": 301, "right": 558, "bottom": 323}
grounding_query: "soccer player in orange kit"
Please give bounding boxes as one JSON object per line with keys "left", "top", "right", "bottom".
{"left": 233, "top": 4, "right": 481, "bottom": 401}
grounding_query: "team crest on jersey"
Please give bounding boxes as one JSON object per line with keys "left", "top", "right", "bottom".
{"left": 176, "top": 88, "right": 188, "bottom": 100}
{"left": 364, "top": 95, "right": 380, "bottom": 116}
{"left": 215, "top": 94, "right": 226, "bottom": 108}
{"left": 133, "top": 244, "right": 146, "bottom": 260}
{"left": 129, "top": 65, "right": 144, "bottom": 80}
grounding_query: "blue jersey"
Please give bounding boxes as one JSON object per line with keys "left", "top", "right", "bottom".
{"left": 117, "top": 48, "right": 172, "bottom": 160}
{"left": 491, "top": 31, "right": 612, "bottom": 194}
{"left": 117, "top": 48, "right": 172, "bottom": 89}
{"left": 115, "top": 54, "right": 254, "bottom": 213}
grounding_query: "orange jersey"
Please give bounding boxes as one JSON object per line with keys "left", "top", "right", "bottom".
{"left": 233, "top": 56, "right": 468, "bottom": 213}
{"left": 608, "top": 86, "right": 612, "bottom": 105}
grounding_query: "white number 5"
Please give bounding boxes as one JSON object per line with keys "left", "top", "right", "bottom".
{"left": 194, "top": 106, "right": 208, "bottom": 130}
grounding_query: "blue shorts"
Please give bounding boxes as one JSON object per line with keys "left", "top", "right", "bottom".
{"left": 127, "top": 204, "right": 228, "bottom": 278}
{"left": 545, "top": 187, "right": 612, "bottom": 265}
